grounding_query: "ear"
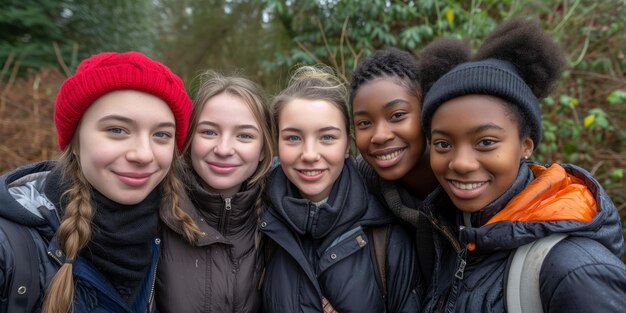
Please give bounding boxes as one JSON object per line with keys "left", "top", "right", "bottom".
{"left": 521, "top": 137, "right": 534, "bottom": 160}
{"left": 345, "top": 145, "right": 350, "bottom": 159}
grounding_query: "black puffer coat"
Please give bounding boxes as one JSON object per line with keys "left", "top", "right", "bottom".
{"left": 420, "top": 162, "right": 626, "bottom": 313}
{"left": 259, "top": 161, "right": 420, "bottom": 313}
{"left": 157, "top": 178, "right": 262, "bottom": 313}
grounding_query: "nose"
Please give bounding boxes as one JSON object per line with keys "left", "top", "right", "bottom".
{"left": 214, "top": 137, "right": 235, "bottom": 156}
{"left": 301, "top": 140, "right": 320, "bottom": 162}
{"left": 126, "top": 136, "right": 154, "bottom": 164}
{"left": 371, "top": 122, "right": 394, "bottom": 144}
{"left": 449, "top": 147, "right": 479, "bottom": 174}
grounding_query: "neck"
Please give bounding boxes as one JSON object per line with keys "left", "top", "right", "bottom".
{"left": 399, "top": 149, "right": 438, "bottom": 199}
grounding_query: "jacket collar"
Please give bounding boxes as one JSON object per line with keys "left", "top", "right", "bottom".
{"left": 188, "top": 177, "right": 259, "bottom": 237}
{"left": 266, "top": 160, "right": 369, "bottom": 240}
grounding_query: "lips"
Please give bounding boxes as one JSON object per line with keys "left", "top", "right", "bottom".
{"left": 451, "top": 181, "right": 486, "bottom": 190}
{"left": 296, "top": 169, "right": 325, "bottom": 181}
{"left": 368, "top": 148, "right": 406, "bottom": 168}
{"left": 447, "top": 179, "right": 488, "bottom": 200}
{"left": 115, "top": 171, "right": 153, "bottom": 187}
{"left": 208, "top": 162, "right": 239, "bottom": 174}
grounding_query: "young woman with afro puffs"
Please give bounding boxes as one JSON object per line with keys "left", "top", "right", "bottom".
{"left": 417, "top": 17, "right": 626, "bottom": 312}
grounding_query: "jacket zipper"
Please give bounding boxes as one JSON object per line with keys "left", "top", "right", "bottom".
{"left": 220, "top": 197, "right": 232, "bottom": 234}
{"left": 48, "top": 250, "right": 62, "bottom": 266}
{"left": 423, "top": 210, "right": 462, "bottom": 253}
{"left": 146, "top": 238, "right": 161, "bottom": 313}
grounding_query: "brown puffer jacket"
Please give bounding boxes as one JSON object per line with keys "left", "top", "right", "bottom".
{"left": 156, "top": 182, "right": 262, "bottom": 313}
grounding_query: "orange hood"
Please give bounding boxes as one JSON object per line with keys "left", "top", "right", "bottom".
{"left": 486, "top": 164, "right": 597, "bottom": 225}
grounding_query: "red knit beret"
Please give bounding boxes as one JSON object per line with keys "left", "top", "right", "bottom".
{"left": 54, "top": 51, "right": 192, "bottom": 151}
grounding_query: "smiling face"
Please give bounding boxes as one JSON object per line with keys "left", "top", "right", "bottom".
{"left": 190, "top": 92, "right": 264, "bottom": 197}
{"left": 77, "top": 90, "right": 176, "bottom": 205}
{"left": 352, "top": 79, "right": 425, "bottom": 181}
{"left": 429, "top": 94, "right": 533, "bottom": 212}
{"left": 278, "top": 98, "right": 350, "bottom": 202}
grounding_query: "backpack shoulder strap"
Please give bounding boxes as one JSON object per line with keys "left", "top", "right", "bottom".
{"left": 0, "top": 216, "right": 41, "bottom": 313}
{"left": 369, "top": 224, "right": 391, "bottom": 301}
{"left": 506, "top": 233, "right": 568, "bottom": 313}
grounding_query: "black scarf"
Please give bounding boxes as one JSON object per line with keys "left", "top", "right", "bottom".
{"left": 81, "top": 188, "right": 159, "bottom": 304}
{"left": 43, "top": 168, "right": 159, "bottom": 304}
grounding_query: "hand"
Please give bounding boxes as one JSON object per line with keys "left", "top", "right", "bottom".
{"left": 322, "top": 296, "right": 339, "bottom": 313}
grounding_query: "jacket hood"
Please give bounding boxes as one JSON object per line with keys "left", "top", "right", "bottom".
{"left": 0, "top": 161, "right": 57, "bottom": 226}
{"left": 265, "top": 160, "right": 392, "bottom": 241}
{"left": 459, "top": 163, "right": 624, "bottom": 258}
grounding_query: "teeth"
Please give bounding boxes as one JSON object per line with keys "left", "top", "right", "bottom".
{"left": 375, "top": 150, "right": 402, "bottom": 161}
{"left": 452, "top": 181, "right": 485, "bottom": 190}
{"left": 302, "top": 170, "right": 322, "bottom": 176}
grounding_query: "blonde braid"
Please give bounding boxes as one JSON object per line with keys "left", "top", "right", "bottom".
{"left": 42, "top": 150, "right": 94, "bottom": 313}
{"left": 254, "top": 177, "right": 266, "bottom": 224}
{"left": 160, "top": 156, "right": 203, "bottom": 244}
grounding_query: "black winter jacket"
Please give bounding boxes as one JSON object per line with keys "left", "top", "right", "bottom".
{"left": 0, "top": 161, "right": 159, "bottom": 313}
{"left": 259, "top": 161, "right": 420, "bottom": 313}
{"left": 420, "top": 162, "right": 626, "bottom": 313}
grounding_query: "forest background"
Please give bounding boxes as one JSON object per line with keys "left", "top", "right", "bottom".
{"left": 1, "top": 0, "right": 625, "bottom": 261}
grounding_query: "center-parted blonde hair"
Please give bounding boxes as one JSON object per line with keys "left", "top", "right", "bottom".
{"left": 42, "top": 138, "right": 201, "bottom": 313}
{"left": 181, "top": 70, "right": 274, "bottom": 217}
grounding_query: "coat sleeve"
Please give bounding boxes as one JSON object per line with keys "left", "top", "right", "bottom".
{"left": 541, "top": 237, "right": 626, "bottom": 313}
{"left": 0, "top": 225, "right": 13, "bottom": 313}
{"left": 385, "top": 224, "right": 422, "bottom": 313}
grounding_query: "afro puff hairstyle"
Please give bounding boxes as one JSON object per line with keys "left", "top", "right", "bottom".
{"left": 418, "top": 17, "right": 566, "bottom": 146}
{"left": 419, "top": 17, "right": 565, "bottom": 100}
{"left": 349, "top": 48, "right": 421, "bottom": 106}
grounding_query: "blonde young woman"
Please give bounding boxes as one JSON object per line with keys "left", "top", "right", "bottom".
{"left": 157, "top": 71, "right": 274, "bottom": 313}
{"left": 0, "top": 52, "right": 200, "bottom": 313}
{"left": 259, "top": 66, "right": 420, "bottom": 313}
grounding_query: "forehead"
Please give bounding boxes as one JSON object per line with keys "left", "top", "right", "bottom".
{"left": 279, "top": 98, "right": 346, "bottom": 129}
{"left": 201, "top": 93, "right": 258, "bottom": 121}
{"left": 352, "top": 79, "right": 419, "bottom": 110}
{"left": 431, "top": 94, "right": 518, "bottom": 130}
{"left": 82, "top": 90, "right": 173, "bottom": 122}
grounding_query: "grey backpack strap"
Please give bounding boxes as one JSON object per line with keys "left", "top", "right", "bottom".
{"left": 506, "top": 233, "right": 568, "bottom": 313}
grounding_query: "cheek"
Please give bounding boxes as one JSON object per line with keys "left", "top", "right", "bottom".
{"left": 354, "top": 129, "right": 369, "bottom": 151}
{"left": 154, "top": 144, "right": 175, "bottom": 170}
{"left": 242, "top": 142, "right": 264, "bottom": 163}
{"left": 429, "top": 150, "right": 448, "bottom": 175}
{"left": 278, "top": 144, "right": 295, "bottom": 164}
{"left": 190, "top": 136, "right": 210, "bottom": 161}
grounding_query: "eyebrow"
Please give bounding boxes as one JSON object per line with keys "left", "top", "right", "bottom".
{"left": 280, "top": 126, "right": 342, "bottom": 133}
{"left": 431, "top": 123, "right": 504, "bottom": 136}
{"left": 197, "top": 120, "right": 259, "bottom": 132}
{"left": 98, "top": 115, "right": 175, "bottom": 129}
{"left": 353, "top": 98, "right": 409, "bottom": 116}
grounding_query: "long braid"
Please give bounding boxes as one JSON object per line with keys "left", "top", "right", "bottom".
{"left": 253, "top": 177, "right": 267, "bottom": 223}
{"left": 42, "top": 149, "right": 94, "bottom": 313}
{"left": 160, "top": 156, "right": 203, "bottom": 244}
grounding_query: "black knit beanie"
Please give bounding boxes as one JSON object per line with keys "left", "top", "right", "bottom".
{"left": 421, "top": 58, "right": 541, "bottom": 148}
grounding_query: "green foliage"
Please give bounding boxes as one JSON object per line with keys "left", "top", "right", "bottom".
{"left": 63, "top": 0, "right": 158, "bottom": 68}
{"left": 0, "top": 0, "right": 68, "bottom": 78}
{"left": 0, "top": 0, "right": 160, "bottom": 78}
{"left": 153, "top": 0, "right": 284, "bottom": 92}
